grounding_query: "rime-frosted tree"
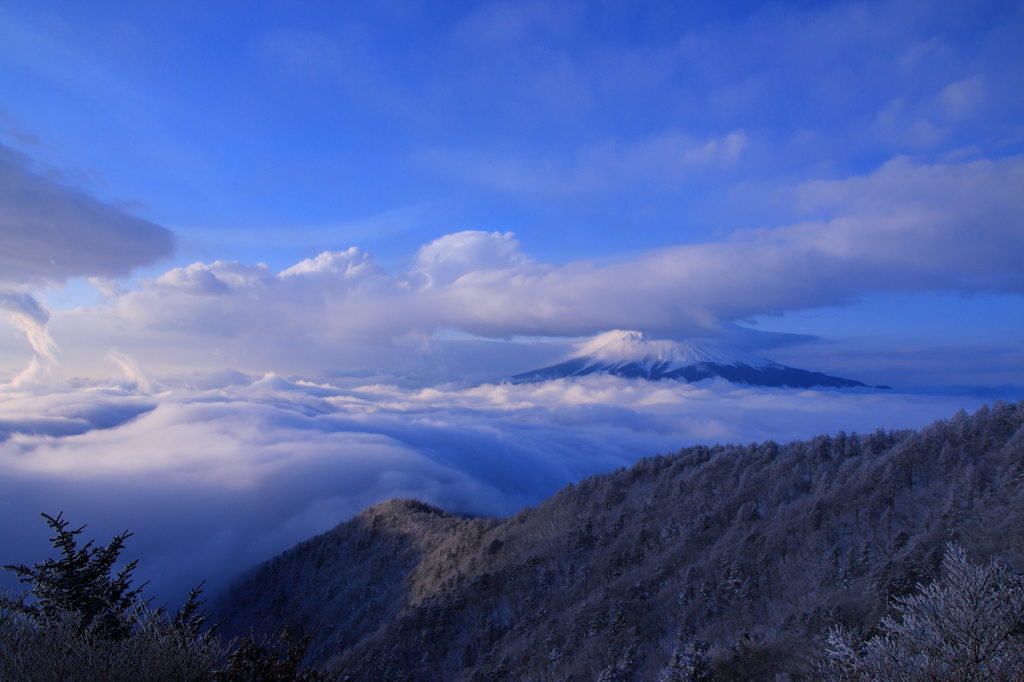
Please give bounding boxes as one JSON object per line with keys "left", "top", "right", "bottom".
{"left": 4, "top": 512, "right": 208, "bottom": 640}
{"left": 822, "top": 546, "right": 1024, "bottom": 682}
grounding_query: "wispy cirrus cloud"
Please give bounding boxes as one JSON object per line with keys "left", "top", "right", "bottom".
{"left": 424, "top": 130, "right": 747, "bottom": 196}
{"left": 0, "top": 291, "right": 56, "bottom": 368}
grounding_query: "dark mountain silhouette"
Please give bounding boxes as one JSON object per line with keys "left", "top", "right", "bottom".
{"left": 214, "top": 400, "right": 1024, "bottom": 681}
{"left": 511, "top": 331, "right": 888, "bottom": 389}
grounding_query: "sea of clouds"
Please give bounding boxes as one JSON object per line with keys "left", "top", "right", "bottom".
{"left": 0, "top": 370, "right": 995, "bottom": 607}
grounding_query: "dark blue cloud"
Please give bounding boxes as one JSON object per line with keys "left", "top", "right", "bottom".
{"left": 0, "top": 144, "right": 174, "bottom": 287}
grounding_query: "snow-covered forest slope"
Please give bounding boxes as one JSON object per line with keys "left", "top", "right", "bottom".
{"left": 214, "top": 401, "right": 1024, "bottom": 681}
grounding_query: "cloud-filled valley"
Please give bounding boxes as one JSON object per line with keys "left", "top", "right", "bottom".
{"left": 0, "top": 370, "right": 995, "bottom": 607}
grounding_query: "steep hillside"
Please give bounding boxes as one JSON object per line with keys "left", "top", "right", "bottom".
{"left": 215, "top": 401, "right": 1024, "bottom": 681}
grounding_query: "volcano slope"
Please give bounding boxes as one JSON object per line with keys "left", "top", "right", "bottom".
{"left": 509, "top": 330, "right": 885, "bottom": 389}
{"left": 214, "top": 401, "right": 1024, "bottom": 681}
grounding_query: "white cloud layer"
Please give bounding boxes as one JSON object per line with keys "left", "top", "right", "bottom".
{"left": 8, "top": 155, "right": 1017, "bottom": 382}
{"left": 0, "top": 370, "right": 992, "bottom": 608}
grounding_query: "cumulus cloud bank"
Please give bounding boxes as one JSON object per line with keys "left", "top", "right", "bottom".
{"left": 20, "top": 154, "right": 1022, "bottom": 381}
{"left": 0, "top": 370, "right": 991, "bottom": 607}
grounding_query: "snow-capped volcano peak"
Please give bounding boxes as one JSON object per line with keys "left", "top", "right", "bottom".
{"left": 512, "top": 330, "right": 883, "bottom": 389}
{"left": 574, "top": 330, "right": 776, "bottom": 369}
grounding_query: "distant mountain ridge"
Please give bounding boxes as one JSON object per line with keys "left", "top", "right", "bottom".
{"left": 512, "top": 330, "right": 888, "bottom": 389}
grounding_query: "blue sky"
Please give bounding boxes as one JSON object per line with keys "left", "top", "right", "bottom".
{"left": 2, "top": 0, "right": 1022, "bottom": 389}
{"left": 4, "top": 1, "right": 1021, "bottom": 257}
{"left": 1, "top": 0, "right": 1023, "bottom": 602}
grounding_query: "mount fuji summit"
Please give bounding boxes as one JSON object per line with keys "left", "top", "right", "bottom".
{"left": 512, "top": 331, "right": 888, "bottom": 389}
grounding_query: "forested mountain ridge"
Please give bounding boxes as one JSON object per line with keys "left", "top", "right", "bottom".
{"left": 214, "top": 401, "right": 1024, "bottom": 681}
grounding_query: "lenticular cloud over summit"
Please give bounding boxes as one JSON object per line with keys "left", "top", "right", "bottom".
{"left": 0, "top": 364, "right": 992, "bottom": 606}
